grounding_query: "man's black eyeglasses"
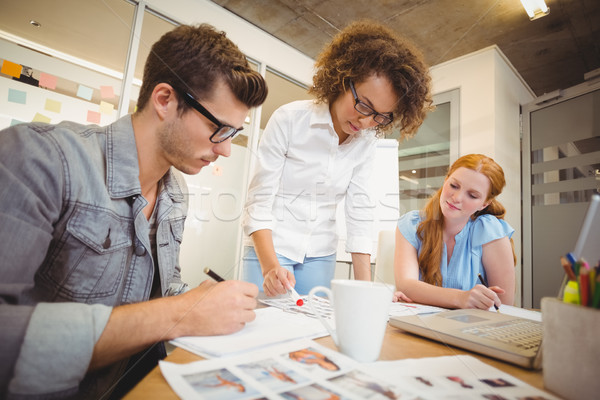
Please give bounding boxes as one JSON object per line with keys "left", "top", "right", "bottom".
{"left": 349, "top": 81, "right": 393, "bottom": 126}
{"left": 178, "top": 90, "right": 243, "bottom": 143}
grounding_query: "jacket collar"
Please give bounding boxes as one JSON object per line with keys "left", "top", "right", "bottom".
{"left": 104, "top": 115, "right": 184, "bottom": 203}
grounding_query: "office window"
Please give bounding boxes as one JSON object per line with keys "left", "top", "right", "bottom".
{"left": 392, "top": 89, "right": 460, "bottom": 215}
{"left": 0, "top": 0, "right": 135, "bottom": 127}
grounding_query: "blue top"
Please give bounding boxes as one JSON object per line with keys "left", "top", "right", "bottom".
{"left": 397, "top": 210, "right": 514, "bottom": 290}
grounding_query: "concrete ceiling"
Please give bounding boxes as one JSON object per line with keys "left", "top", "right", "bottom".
{"left": 210, "top": 0, "right": 600, "bottom": 97}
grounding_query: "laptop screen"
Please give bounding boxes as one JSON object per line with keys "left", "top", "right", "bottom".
{"left": 573, "top": 194, "right": 600, "bottom": 266}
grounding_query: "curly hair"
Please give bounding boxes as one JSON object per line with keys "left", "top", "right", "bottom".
{"left": 136, "top": 24, "right": 267, "bottom": 114}
{"left": 309, "top": 19, "right": 433, "bottom": 138}
{"left": 417, "top": 154, "right": 516, "bottom": 286}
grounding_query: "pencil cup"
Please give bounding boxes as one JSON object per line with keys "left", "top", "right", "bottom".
{"left": 541, "top": 297, "right": 600, "bottom": 400}
{"left": 308, "top": 279, "right": 393, "bottom": 362}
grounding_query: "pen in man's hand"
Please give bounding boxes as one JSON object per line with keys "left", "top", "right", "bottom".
{"left": 478, "top": 273, "right": 500, "bottom": 312}
{"left": 204, "top": 267, "right": 225, "bottom": 282}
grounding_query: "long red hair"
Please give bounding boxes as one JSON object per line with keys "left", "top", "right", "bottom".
{"left": 416, "top": 154, "right": 516, "bottom": 286}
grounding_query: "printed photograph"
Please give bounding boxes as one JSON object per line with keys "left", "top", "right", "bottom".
{"left": 329, "top": 370, "right": 408, "bottom": 400}
{"left": 237, "top": 358, "right": 309, "bottom": 392}
{"left": 281, "top": 383, "right": 349, "bottom": 400}
{"left": 480, "top": 378, "right": 516, "bottom": 388}
{"left": 287, "top": 347, "right": 348, "bottom": 378}
{"left": 182, "top": 367, "right": 260, "bottom": 400}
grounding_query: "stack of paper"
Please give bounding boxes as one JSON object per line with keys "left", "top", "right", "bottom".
{"left": 171, "top": 307, "right": 329, "bottom": 358}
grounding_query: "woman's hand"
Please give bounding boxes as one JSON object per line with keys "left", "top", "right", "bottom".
{"left": 262, "top": 266, "right": 295, "bottom": 297}
{"left": 460, "top": 284, "right": 505, "bottom": 310}
{"left": 392, "top": 290, "right": 413, "bottom": 303}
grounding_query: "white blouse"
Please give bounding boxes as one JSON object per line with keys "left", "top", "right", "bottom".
{"left": 242, "top": 100, "right": 377, "bottom": 263}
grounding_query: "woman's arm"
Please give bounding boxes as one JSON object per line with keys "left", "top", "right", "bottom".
{"left": 251, "top": 229, "right": 295, "bottom": 296}
{"left": 351, "top": 252, "right": 371, "bottom": 280}
{"left": 393, "top": 227, "right": 502, "bottom": 309}
{"left": 481, "top": 236, "right": 515, "bottom": 305}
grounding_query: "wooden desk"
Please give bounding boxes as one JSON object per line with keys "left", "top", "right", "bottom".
{"left": 124, "top": 324, "right": 552, "bottom": 399}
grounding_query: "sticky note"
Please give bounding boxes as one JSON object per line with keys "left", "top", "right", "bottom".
{"left": 99, "top": 101, "right": 114, "bottom": 115}
{"left": 8, "top": 88, "right": 26, "bottom": 104}
{"left": 39, "top": 73, "right": 58, "bottom": 89}
{"left": 32, "top": 113, "right": 51, "bottom": 123}
{"left": 10, "top": 119, "right": 24, "bottom": 126}
{"left": 1, "top": 60, "right": 22, "bottom": 78}
{"left": 76, "top": 85, "right": 94, "bottom": 101}
{"left": 100, "top": 85, "right": 114, "bottom": 99}
{"left": 87, "top": 110, "right": 101, "bottom": 124}
{"left": 44, "top": 99, "right": 62, "bottom": 113}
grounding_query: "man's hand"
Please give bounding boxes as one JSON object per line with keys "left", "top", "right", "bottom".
{"left": 173, "top": 280, "right": 258, "bottom": 336}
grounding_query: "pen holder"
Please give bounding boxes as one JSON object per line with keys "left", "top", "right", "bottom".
{"left": 541, "top": 297, "right": 600, "bottom": 400}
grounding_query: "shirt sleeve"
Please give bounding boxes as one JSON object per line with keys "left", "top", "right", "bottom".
{"left": 396, "top": 210, "right": 422, "bottom": 250}
{"left": 242, "top": 106, "right": 290, "bottom": 236}
{"left": 344, "top": 138, "right": 377, "bottom": 254}
{"left": 471, "top": 214, "right": 515, "bottom": 247}
{"left": 8, "top": 303, "right": 112, "bottom": 397}
{"left": 0, "top": 125, "right": 112, "bottom": 396}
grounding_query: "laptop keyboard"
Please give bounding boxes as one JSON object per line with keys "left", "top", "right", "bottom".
{"left": 461, "top": 319, "right": 542, "bottom": 350}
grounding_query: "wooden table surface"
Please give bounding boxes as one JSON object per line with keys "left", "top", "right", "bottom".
{"left": 124, "top": 323, "right": 554, "bottom": 399}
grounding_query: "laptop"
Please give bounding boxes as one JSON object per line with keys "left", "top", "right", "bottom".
{"left": 389, "top": 308, "right": 543, "bottom": 369}
{"left": 572, "top": 193, "right": 600, "bottom": 266}
{"left": 389, "top": 194, "right": 600, "bottom": 370}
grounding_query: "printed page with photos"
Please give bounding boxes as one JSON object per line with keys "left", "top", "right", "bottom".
{"left": 160, "top": 338, "right": 559, "bottom": 400}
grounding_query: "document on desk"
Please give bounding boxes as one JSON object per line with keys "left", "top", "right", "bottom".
{"left": 363, "top": 355, "right": 560, "bottom": 400}
{"left": 161, "top": 338, "right": 559, "bottom": 400}
{"left": 261, "top": 295, "right": 446, "bottom": 319}
{"left": 494, "top": 304, "right": 542, "bottom": 321}
{"left": 170, "top": 307, "right": 329, "bottom": 358}
{"left": 161, "top": 338, "right": 421, "bottom": 400}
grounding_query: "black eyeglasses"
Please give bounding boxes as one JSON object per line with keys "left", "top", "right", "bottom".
{"left": 178, "top": 90, "right": 243, "bottom": 143}
{"left": 349, "top": 80, "right": 394, "bottom": 126}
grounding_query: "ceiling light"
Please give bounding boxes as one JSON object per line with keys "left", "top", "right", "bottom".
{"left": 29, "top": 20, "right": 41, "bottom": 28}
{"left": 520, "top": 0, "right": 550, "bottom": 20}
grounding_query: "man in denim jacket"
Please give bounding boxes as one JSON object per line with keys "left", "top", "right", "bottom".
{"left": 0, "top": 24, "right": 267, "bottom": 399}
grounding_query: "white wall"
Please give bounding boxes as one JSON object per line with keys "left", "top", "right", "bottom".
{"left": 430, "top": 46, "right": 535, "bottom": 305}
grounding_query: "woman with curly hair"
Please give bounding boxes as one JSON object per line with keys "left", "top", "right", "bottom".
{"left": 393, "top": 154, "right": 516, "bottom": 309}
{"left": 242, "top": 20, "right": 433, "bottom": 296}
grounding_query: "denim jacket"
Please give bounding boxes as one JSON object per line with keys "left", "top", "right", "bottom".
{"left": 0, "top": 115, "right": 188, "bottom": 398}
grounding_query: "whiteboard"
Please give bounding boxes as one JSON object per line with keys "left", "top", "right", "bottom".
{"left": 335, "top": 139, "right": 400, "bottom": 262}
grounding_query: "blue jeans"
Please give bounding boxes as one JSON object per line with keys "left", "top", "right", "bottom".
{"left": 242, "top": 246, "right": 336, "bottom": 295}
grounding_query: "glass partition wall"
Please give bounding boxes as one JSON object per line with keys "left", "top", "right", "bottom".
{"left": 0, "top": 0, "right": 315, "bottom": 286}
{"left": 392, "top": 89, "right": 460, "bottom": 216}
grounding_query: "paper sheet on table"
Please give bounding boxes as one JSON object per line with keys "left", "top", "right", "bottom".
{"left": 170, "top": 307, "right": 329, "bottom": 358}
{"left": 261, "top": 296, "right": 446, "bottom": 319}
{"left": 161, "top": 339, "right": 559, "bottom": 400}
{"left": 493, "top": 304, "right": 542, "bottom": 321}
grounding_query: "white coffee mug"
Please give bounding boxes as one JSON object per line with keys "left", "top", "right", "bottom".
{"left": 308, "top": 279, "right": 393, "bottom": 362}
